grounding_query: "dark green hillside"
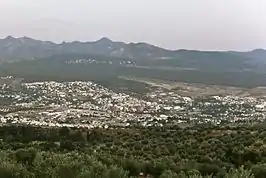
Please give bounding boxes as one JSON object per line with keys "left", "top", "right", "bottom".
{"left": 0, "top": 124, "right": 264, "bottom": 177}
{"left": 0, "top": 53, "right": 265, "bottom": 88}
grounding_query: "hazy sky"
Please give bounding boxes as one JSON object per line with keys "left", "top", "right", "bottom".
{"left": 0, "top": 0, "right": 265, "bottom": 50}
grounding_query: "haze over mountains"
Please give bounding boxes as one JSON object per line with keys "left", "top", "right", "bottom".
{"left": 0, "top": 36, "right": 265, "bottom": 88}
{"left": 0, "top": 36, "right": 265, "bottom": 66}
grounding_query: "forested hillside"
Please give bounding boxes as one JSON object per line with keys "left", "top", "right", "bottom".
{"left": 0, "top": 124, "right": 266, "bottom": 177}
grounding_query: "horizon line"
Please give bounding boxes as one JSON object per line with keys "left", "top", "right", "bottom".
{"left": 0, "top": 35, "right": 265, "bottom": 53}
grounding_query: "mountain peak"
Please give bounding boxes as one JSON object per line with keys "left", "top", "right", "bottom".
{"left": 97, "top": 37, "right": 113, "bottom": 43}
{"left": 252, "top": 48, "right": 265, "bottom": 52}
{"left": 4, "top": 36, "right": 16, "bottom": 40}
{"left": 3, "top": 36, "right": 36, "bottom": 42}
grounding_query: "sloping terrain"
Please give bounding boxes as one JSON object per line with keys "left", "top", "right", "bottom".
{"left": 0, "top": 36, "right": 265, "bottom": 73}
{"left": 0, "top": 36, "right": 265, "bottom": 88}
{"left": 0, "top": 53, "right": 265, "bottom": 88}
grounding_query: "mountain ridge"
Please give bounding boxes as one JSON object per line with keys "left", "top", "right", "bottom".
{"left": 0, "top": 36, "right": 265, "bottom": 87}
{"left": 0, "top": 36, "right": 265, "bottom": 69}
{"left": 1, "top": 35, "right": 265, "bottom": 51}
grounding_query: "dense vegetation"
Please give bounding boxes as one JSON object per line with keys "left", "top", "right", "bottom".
{"left": 0, "top": 124, "right": 266, "bottom": 177}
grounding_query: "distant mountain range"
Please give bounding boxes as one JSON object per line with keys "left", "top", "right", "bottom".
{"left": 0, "top": 36, "right": 265, "bottom": 65}
{"left": 0, "top": 36, "right": 265, "bottom": 87}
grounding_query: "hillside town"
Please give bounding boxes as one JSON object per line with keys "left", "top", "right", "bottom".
{"left": 0, "top": 77, "right": 265, "bottom": 128}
